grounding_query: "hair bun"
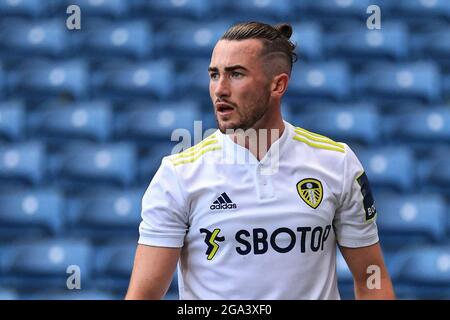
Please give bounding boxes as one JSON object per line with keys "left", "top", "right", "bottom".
{"left": 274, "top": 23, "right": 293, "bottom": 39}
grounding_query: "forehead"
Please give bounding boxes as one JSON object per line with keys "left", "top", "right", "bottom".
{"left": 210, "top": 39, "right": 263, "bottom": 68}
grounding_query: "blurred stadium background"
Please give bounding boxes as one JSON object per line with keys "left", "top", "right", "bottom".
{"left": 0, "top": 0, "right": 449, "bottom": 300}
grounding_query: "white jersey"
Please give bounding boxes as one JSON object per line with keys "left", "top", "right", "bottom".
{"left": 138, "top": 121, "right": 379, "bottom": 300}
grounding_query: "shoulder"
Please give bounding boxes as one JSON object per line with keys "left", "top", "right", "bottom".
{"left": 290, "top": 125, "right": 347, "bottom": 155}
{"left": 167, "top": 131, "right": 222, "bottom": 168}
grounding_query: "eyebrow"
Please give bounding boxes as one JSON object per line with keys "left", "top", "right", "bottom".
{"left": 208, "top": 65, "right": 249, "bottom": 73}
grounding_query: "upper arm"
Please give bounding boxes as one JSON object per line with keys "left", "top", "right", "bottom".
{"left": 333, "top": 145, "right": 379, "bottom": 248}
{"left": 125, "top": 244, "right": 181, "bottom": 300}
{"left": 339, "top": 242, "right": 387, "bottom": 283}
{"left": 339, "top": 242, "right": 395, "bottom": 299}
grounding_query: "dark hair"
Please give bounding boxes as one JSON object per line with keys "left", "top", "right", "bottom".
{"left": 220, "top": 21, "right": 297, "bottom": 73}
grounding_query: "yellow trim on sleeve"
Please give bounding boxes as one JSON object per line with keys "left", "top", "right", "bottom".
{"left": 172, "top": 146, "right": 222, "bottom": 166}
{"left": 294, "top": 127, "right": 345, "bottom": 151}
{"left": 293, "top": 135, "right": 345, "bottom": 153}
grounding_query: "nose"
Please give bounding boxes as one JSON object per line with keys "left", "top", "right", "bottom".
{"left": 213, "top": 76, "right": 231, "bottom": 99}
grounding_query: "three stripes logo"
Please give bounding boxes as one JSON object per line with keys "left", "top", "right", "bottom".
{"left": 200, "top": 228, "right": 225, "bottom": 260}
{"left": 210, "top": 192, "right": 237, "bottom": 210}
{"left": 297, "top": 178, "right": 323, "bottom": 209}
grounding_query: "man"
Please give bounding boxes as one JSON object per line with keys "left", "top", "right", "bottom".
{"left": 126, "top": 22, "right": 395, "bottom": 300}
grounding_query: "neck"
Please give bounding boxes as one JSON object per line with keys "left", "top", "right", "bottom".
{"left": 230, "top": 111, "right": 285, "bottom": 161}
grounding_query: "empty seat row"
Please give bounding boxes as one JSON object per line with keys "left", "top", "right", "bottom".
{"left": 1, "top": 59, "right": 449, "bottom": 103}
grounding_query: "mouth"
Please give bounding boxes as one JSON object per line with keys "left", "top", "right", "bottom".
{"left": 216, "top": 103, "right": 235, "bottom": 116}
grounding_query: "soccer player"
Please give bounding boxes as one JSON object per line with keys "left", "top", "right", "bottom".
{"left": 125, "top": 22, "right": 395, "bottom": 300}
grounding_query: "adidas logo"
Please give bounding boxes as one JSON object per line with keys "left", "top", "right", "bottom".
{"left": 210, "top": 192, "right": 237, "bottom": 210}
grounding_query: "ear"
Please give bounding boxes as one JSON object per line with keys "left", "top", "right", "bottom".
{"left": 270, "top": 73, "right": 290, "bottom": 98}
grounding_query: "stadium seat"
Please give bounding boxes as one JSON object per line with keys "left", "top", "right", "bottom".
{"left": 0, "top": 100, "right": 24, "bottom": 141}
{"left": 307, "top": 0, "right": 388, "bottom": 19}
{"left": 29, "top": 100, "right": 113, "bottom": 142}
{"left": 0, "top": 239, "right": 92, "bottom": 290}
{"left": 144, "top": 0, "right": 214, "bottom": 20}
{"left": 66, "top": 189, "right": 142, "bottom": 238}
{"left": 295, "top": 104, "right": 380, "bottom": 145}
{"left": 395, "top": 0, "right": 450, "bottom": 20}
{"left": 0, "top": 141, "right": 45, "bottom": 185}
{"left": 326, "top": 21, "right": 409, "bottom": 60}
{"left": 0, "top": 0, "right": 52, "bottom": 17}
{"left": 357, "top": 146, "right": 415, "bottom": 192}
{"left": 289, "top": 61, "right": 350, "bottom": 101}
{"left": 0, "top": 288, "right": 18, "bottom": 300}
{"left": 388, "top": 108, "right": 450, "bottom": 143}
{"left": 9, "top": 60, "right": 89, "bottom": 100}
{"left": 418, "top": 148, "right": 450, "bottom": 191}
{"left": 138, "top": 142, "right": 180, "bottom": 183}
{"left": 163, "top": 21, "right": 228, "bottom": 57}
{"left": 56, "top": 142, "right": 136, "bottom": 186}
{"left": 94, "top": 240, "right": 136, "bottom": 292}
{"left": 290, "top": 22, "right": 323, "bottom": 61}
{"left": 116, "top": 101, "right": 202, "bottom": 141}
{"left": 355, "top": 62, "right": 441, "bottom": 103}
{"left": 84, "top": 20, "right": 152, "bottom": 59}
{"left": 399, "top": 246, "right": 450, "bottom": 298}
{"left": 62, "top": 0, "right": 130, "bottom": 18}
{"left": 24, "top": 289, "right": 116, "bottom": 300}
{"left": 225, "top": 0, "right": 292, "bottom": 21}
{"left": 414, "top": 28, "right": 450, "bottom": 60}
{"left": 0, "top": 188, "right": 64, "bottom": 238}
{"left": 93, "top": 60, "right": 174, "bottom": 100}
{"left": 0, "top": 19, "right": 69, "bottom": 57}
{"left": 176, "top": 59, "right": 210, "bottom": 99}
{"left": 376, "top": 193, "right": 447, "bottom": 248}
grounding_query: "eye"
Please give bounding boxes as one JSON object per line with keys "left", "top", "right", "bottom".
{"left": 231, "top": 72, "right": 243, "bottom": 78}
{"left": 209, "top": 72, "right": 219, "bottom": 80}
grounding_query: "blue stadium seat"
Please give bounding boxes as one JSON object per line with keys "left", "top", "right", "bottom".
{"left": 56, "top": 142, "right": 136, "bottom": 186}
{"left": 0, "top": 239, "right": 92, "bottom": 290}
{"left": 418, "top": 148, "right": 450, "bottom": 192}
{"left": 226, "top": 0, "right": 292, "bottom": 21}
{"left": 399, "top": 246, "right": 450, "bottom": 298}
{"left": 326, "top": 22, "right": 408, "bottom": 60}
{"left": 24, "top": 289, "right": 116, "bottom": 300}
{"left": 94, "top": 240, "right": 136, "bottom": 292}
{"left": 376, "top": 194, "right": 447, "bottom": 248}
{"left": 84, "top": 20, "right": 152, "bottom": 59}
{"left": 355, "top": 62, "right": 441, "bottom": 103}
{"left": 66, "top": 189, "right": 142, "bottom": 238}
{"left": 0, "top": 100, "right": 24, "bottom": 141}
{"left": 308, "top": 0, "right": 390, "bottom": 19}
{"left": 30, "top": 100, "right": 113, "bottom": 142}
{"left": 163, "top": 21, "right": 228, "bottom": 57}
{"left": 116, "top": 101, "right": 202, "bottom": 141}
{"left": 93, "top": 60, "right": 173, "bottom": 100}
{"left": 395, "top": 0, "right": 450, "bottom": 20}
{"left": 62, "top": 0, "right": 130, "bottom": 18}
{"left": 0, "top": 19, "right": 69, "bottom": 57}
{"left": 138, "top": 142, "right": 180, "bottom": 183}
{"left": 176, "top": 59, "right": 210, "bottom": 99}
{"left": 0, "top": 288, "right": 18, "bottom": 300}
{"left": 0, "top": 141, "right": 45, "bottom": 185}
{"left": 296, "top": 104, "right": 380, "bottom": 145}
{"left": 357, "top": 146, "right": 415, "bottom": 192}
{"left": 144, "top": 0, "right": 214, "bottom": 19}
{"left": 290, "top": 22, "right": 323, "bottom": 61}
{"left": 415, "top": 29, "right": 450, "bottom": 60}
{"left": 289, "top": 61, "right": 350, "bottom": 101}
{"left": 0, "top": 0, "right": 52, "bottom": 17}
{"left": 388, "top": 108, "right": 450, "bottom": 143}
{"left": 0, "top": 188, "right": 64, "bottom": 238}
{"left": 10, "top": 60, "right": 89, "bottom": 100}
